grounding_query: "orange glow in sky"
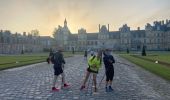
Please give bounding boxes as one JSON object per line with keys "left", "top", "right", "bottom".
{"left": 0, "top": 0, "right": 170, "bottom": 36}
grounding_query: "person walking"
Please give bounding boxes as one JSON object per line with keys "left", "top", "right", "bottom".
{"left": 51, "top": 48, "right": 69, "bottom": 91}
{"left": 84, "top": 50, "right": 88, "bottom": 59}
{"left": 80, "top": 51, "right": 102, "bottom": 92}
{"left": 103, "top": 49, "right": 115, "bottom": 92}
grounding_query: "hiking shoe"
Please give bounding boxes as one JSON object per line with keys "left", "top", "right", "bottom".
{"left": 52, "top": 87, "right": 59, "bottom": 91}
{"left": 105, "top": 87, "right": 109, "bottom": 92}
{"left": 64, "top": 83, "right": 70, "bottom": 87}
{"left": 108, "top": 86, "right": 113, "bottom": 92}
{"left": 80, "top": 85, "right": 85, "bottom": 90}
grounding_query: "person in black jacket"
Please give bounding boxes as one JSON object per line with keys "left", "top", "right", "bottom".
{"left": 103, "top": 49, "right": 115, "bottom": 92}
{"left": 51, "top": 48, "right": 69, "bottom": 91}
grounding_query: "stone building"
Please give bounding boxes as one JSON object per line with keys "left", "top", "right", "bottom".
{"left": 54, "top": 19, "right": 170, "bottom": 51}
{"left": 0, "top": 30, "right": 54, "bottom": 54}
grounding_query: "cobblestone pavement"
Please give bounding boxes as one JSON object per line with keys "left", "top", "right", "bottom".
{"left": 0, "top": 55, "right": 170, "bottom": 100}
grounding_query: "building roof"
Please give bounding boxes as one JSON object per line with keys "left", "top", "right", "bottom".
{"left": 131, "top": 30, "right": 145, "bottom": 34}
{"left": 109, "top": 31, "right": 120, "bottom": 39}
{"left": 87, "top": 33, "right": 98, "bottom": 40}
{"left": 131, "top": 30, "right": 145, "bottom": 38}
{"left": 39, "top": 36, "right": 53, "bottom": 40}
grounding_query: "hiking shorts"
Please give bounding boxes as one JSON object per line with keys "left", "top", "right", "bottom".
{"left": 87, "top": 67, "right": 98, "bottom": 74}
{"left": 53, "top": 65, "right": 63, "bottom": 76}
{"left": 106, "top": 68, "right": 114, "bottom": 81}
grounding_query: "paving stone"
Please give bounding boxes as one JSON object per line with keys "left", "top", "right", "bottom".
{"left": 0, "top": 55, "right": 169, "bottom": 100}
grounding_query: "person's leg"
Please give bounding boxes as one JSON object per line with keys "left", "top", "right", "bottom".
{"left": 52, "top": 75, "right": 58, "bottom": 87}
{"left": 93, "top": 73, "right": 97, "bottom": 92}
{"left": 105, "top": 71, "right": 109, "bottom": 92}
{"left": 52, "top": 75, "right": 60, "bottom": 91}
{"left": 61, "top": 64, "right": 65, "bottom": 84}
{"left": 61, "top": 72, "right": 70, "bottom": 87}
{"left": 109, "top": 68, "right": 114, "bottom": 86}
{"left": 108, "top": 70, "right": 114, "bottom": 91}
{"left": 61, "top": 72, "right": 65, "bottom": 85}
{"left": 60, "top": 64, "right": 69, "bottom": 87}
{"left": 52, "top": 67, "right": 58, "bottom": 88}
{"left": 83, "top": 71, "right": 90, "bottom": 86}
{"left": 108, "top": 72, "right": 113, "bottom": 87}
{"left": 80, "top": 71, "right": 90, "bottom": 90}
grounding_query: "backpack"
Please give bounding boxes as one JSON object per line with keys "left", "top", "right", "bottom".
{"left": 50, "top": 53, "right": 56, "bottom": 64}
{"left": 90, "top": 55, "right": 102, "bottom": 64}
{"left": 90, "top": 55, "right": 96, "bottom": 61}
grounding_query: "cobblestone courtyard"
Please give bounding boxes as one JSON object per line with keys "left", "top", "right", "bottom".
{"left": 0, "top": 55, "right": 170, "bottom": 100}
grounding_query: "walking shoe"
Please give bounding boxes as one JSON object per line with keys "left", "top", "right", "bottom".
{"left": 64, "top": 83, "right": 70, "bottom": 87}
{"left": 105, "top": 87, "right": 109, "bottom": 92}
{"left": 52, "top": 87, "right": 59, "bottom": 91}
{"left": 108, "top": 86, "right": 113, "bottom": 92}
{"left": 80, "top": 85, "right": 85, "bottom": 90}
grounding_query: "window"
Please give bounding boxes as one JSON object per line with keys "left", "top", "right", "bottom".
{"left": 95, "top": 41, "right": 97, "bottom": 45}
{"left": 158, "top": 39, "right": 160, "bottom": 43}
{"left": 138, "top": 34, "right": 141, "bottom": 38}
{"left": 91, "top": 41, "right": 93, "bottom": 45}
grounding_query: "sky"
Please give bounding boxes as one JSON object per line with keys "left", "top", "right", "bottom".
{"left": 0, "top": 0, "right": 170, "bottom": 36}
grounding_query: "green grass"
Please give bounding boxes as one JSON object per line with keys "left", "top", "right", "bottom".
{"left": 120, "top": 54, "right": 170, "bottom": 81}
{"left": 141, "top": 52, "right": 170, "bottom": 64}
{"left": 0, "top": 52, "right": 73, "bottom": 70}
{"left": 115, "top": 51, "right": 170, "bottom": 63}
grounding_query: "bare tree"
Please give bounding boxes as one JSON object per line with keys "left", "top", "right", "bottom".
{"left": 31, "top": 29, "right": 39, "bottom": 36}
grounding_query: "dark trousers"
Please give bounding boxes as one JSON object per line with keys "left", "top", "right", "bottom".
{"left": 105, "top": 67, "right": 114, "bottom": 81}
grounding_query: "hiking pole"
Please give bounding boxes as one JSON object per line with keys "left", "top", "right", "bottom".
{"left": 116, "top": 62, "right": 134, "bottom": 67}
{"left": 90, "top": 75, "right": 93, "bottom": 96}
{"left": 98, "top": 72, "right": 105, "bottom": 89}
{"left": 85, "top": 73, "right": 91, "bottom": 96}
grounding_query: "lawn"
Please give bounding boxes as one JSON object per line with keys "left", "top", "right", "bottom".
{"left": 119, "top": 54, "right": 170, "bottom": 81}
{"left": 0, "top": 52, "right": 73, "bottom": 70}
{"left": 141, "top": 52, "right": 170, "bottom": 64}
{"left": 116, "top": 51, "right": 170, "bottom": 64}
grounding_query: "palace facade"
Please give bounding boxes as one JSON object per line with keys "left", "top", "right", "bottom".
{"left": 54, "top": 19, "right": 170, "bottom": 51}
{"left": 0, "top": 31, "right": 54, "bottom": 54}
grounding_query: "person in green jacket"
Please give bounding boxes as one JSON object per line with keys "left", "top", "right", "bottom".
{"left": 80, "top": 51, "right": 102, "bottom": 92}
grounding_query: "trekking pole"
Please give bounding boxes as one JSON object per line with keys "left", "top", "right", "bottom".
{"left": 85, "top": 73, "right": 91, "bottom": 96}
{"left": 90, "top": 75, "right": 93, "bottom": 96}
{"left": 116, "top": 62, "right": 134, "bottom": 67}
{"left": 98, "top": 72, "right": 105, "bottom": 89}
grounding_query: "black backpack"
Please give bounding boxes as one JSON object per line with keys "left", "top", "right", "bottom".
{"left": 89, "top": 55, "right": 102, "bottom": 65}
{"left": 50, "top": 53, "right": 55, "bottom": 64}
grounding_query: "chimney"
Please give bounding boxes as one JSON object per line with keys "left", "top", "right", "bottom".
{"left": 137, "top": 27, "right": 140, "bottom": 30}
{"left": 162, "top": 20, "right": 164, "bottom": 25}
{"left": 23, "top": 32, "right": 26, "bottom": 36}
{"left": 99, "top": 24, "right": 100, "bottom": 32}
{"left": 166, "top": 19, "right": 168, "bottom": 24}
{"left": 108, "top": 24, "right": 109, "bottom": 32}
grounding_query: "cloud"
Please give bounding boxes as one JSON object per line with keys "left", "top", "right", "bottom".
{"left": 0, "top": 0, "right": 170, "bottom": 36}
